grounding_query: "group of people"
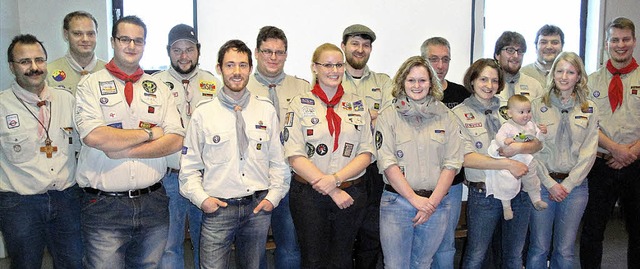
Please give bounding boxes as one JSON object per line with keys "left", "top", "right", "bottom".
{"left": 0, "top": 9, "right": 638, "bottom": 269}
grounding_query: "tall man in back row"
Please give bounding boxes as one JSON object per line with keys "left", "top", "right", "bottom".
{"left": 580, "top": 16, "right": 640, "bottom": 269}
{"left": 341, "top": 24, "right": 393, "bottom": 269}
{"left": 247, "top": 25, "right": 310, "bottom": 269}
{"left": 75, "top": 15, "right": 184, "bottom": 268}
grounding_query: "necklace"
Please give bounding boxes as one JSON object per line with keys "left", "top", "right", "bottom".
{"left": 13, "top": 92, "right": 57, "bottom": 158}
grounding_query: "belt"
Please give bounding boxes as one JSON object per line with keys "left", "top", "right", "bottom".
{"left": 293, "top": 173, "right": 363, "bottom": 189}
{"left": 596, "top": 152, "right": 612, "bottom": 160}
{"left": 549, "top": 172, "right": 569, "bottom": 181}
{"left": 218, "top": 190, "right": 267, "bottom": 201}
{"left": 166, "top": 168, "right": 180, "bottom": 174}
{"left": 467, "top": 181, "right": 486, "bottom": 193}
{"left": 384, "top": 184, "right": 434, "bottom": 198}
{"left": 83, "top": 182, "right": 162, "bottom": 198}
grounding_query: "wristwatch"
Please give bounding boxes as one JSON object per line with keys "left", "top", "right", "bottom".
{"left": 142, "top": 127, "right": 153, "bottom": 141}
{"left": 333, "top": 173, "right": 342, "bottom": 187}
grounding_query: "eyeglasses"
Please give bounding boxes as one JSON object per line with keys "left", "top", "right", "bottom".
{"left": 114, "top": 36, "right": 145, "bottom": 46}
{"left": 11, "top": 57, "right": 47, "bottom": 67}
{"left": 502, "top": 47, "right": 525, "bottom": 55}
{"left": 427, "top": 56, "right": 451, "bottom": 64}
{"left": 314, "top": 62, "right": 344, "bottom": 69}
{"left": 260, "top": 49, "right": 286, "bottom": 57}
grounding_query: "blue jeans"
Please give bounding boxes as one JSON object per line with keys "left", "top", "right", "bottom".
{"left": 159, "top": 171, "right": 203, "bottom": 269}
{"left": 82, "top": 186, "right": 169, "bottom": 269}
{"left": 462, "top": 187, "right": 531, "bottom": 269}
{"left": 379, "top": 190, "right": 450, "bottom": 269}
{"left": 432, "top": 183, "right": 463, "bottom": 269}
{"left": 0, "top": 186, "right": 83, "bottom": 269}
{"left": 200, "top": 190, "right": 271, "bottom": 269}
{"left": 528, "top": 179, "right": 588, "bottom": 269}
{"left": 271, "top": 192, "right": 301, "bottom": 269}
{"left": 289, "top": 178, "right": 367, "bottom": 269}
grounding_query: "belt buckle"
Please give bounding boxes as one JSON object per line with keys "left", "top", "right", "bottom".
{"left": 128, "top": 189, "right": 141, "bottom": 198}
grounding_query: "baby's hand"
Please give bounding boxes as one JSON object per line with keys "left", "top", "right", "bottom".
{"left": 504, "top": 137, "right": 515, "bottom": 145}
{"left": 539, "top": 124, "right": 548, "bottom": 134}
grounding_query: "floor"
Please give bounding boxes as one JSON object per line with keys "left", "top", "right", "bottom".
{"left": 0, "top": 214, "right": 628, "bottom": 269}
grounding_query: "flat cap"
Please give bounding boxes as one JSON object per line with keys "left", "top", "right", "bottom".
{"left": 343, "top": 24, "right": 376, "bottom": 42}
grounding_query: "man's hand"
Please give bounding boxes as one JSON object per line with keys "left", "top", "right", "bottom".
{"left": 311, "top": 174, "right": 337, "bottom": 195}
{"left": 150, "top": 126, "right": 165, "bottom": 141}
{"left": 609, "top": 143, "right": 637, "bottom": 167}
{"left": 506, "top": 159, "right": 529, "bottom": 178}
{"left": 328, "top": 188, "right": 354, "bottom": 209}
{"left": 253, "top": 199, "right": 274, "bottom": 214}
{"left": 200, "top": 197, "right": 228, "bottom": 213}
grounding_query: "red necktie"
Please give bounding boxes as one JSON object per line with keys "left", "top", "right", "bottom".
{"left": 312, "top": 83, "right": 344, "bottom": 151}
{"left": 606, "top": 58, "right": 638, "bottom": 113}
{"left": 104, "top": 59, "right": 144, "bottom": 106}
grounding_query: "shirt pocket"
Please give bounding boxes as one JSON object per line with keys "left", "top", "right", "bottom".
{"left": 0, "top": 135, "right": 36, "bottom": 164}
{"left": 247, "top": 129, "right": 270, "bottom": 160}
{"left": 100, "top": 96, "right": 125, "bottom": 125}
{"left": 202, "top": 130, "right": 232, "bottom": 164}
{"left": 139, "top": 96, "right": 164, "bottom": 126}
{"left": 395, "top": 131, "right": 412, "bottom": 167}
{"left": 571, "top": 115, "right": 590, "bottom": 143}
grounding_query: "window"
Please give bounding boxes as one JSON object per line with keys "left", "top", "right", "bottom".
{"left": 113, "top": 0, "right": 196, "bottom": 70}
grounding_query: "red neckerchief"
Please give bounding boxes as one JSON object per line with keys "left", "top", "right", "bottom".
{"left": 606, "top": 58, "right": 638, "bottom": 112}
{"left": 104, "top": 59, "right": 144, "bottom": 106}
{"left": 311, "top": 83, "right": 344, "bottom": 152}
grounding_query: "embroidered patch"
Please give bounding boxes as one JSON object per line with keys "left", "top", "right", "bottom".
{"left": 173, "top": 92, "right": 179, "bottom": 97}
{"left": 99, "top": 80, "right": 117, "bottom": 95}
{"left": 464, "top": 113, "right": 475, "bottom": 120}
{"left": 282, "top": 128, "right": 289, "bottom": 142}
{"left": 148, "top": 106, "right": 155, "bottom": 114}
{"left": 306, "top": 129, "right": 314, "bottom": 136}
{"left": 199, "top": 80, "right": 217, "bottom": 94}
{"left": 13, "top": 144, "right": 21, "bottom": 152}
{"left": 343, "top": 143, "right": 354, "bottom": 157}
{"left": 6, "top": 114, "right": 19, "bottom": 129}
{"left": 139, "top": 121, "right": 157, "bottom": 129}
{"left": 99, "top": 97, "right": 109, "bottom": 104}
{"left": 164, "top": 81, "right": 174, "bottom": 90}
{"left": 284, "top": 112, "right": 294, "bottom": 127}
{"left": 465, "top": 122, "right": 483, "bottom": 128}
{"left": 311, "top": 117, "right": 319, "bottom": 124}
{"left": 300, "top": 98, "right": 315, "bottom": 105}
{"left": 212, "top": 135, "right": 221, "bottom": 143}
{"left": 475, "top": 141, "right": 483, "bottom": 149}
{"left": 575, "top": 115, "right": 588, "bottom": 120}
{"left": 256, "top": 143, "right": 262, "bottom": 150}
{"left": 375, "top": 131, "right": 383, "bottom": 150}
{"left": 582, "top": 107, "right": 593, "bottom": 113}
{"left": 353, "top": 100, "right": 364, "bottom": 111}
{"left": 540, "top": 106, "right": 548, "bottom": 113}
{"left": 631, "top": 86, "right": 639, "bottom": 95}
{"left": 306, "top": 143, "right": 315, "bottom": 157}
{"left": 342, "top": 102, "right": 353, "bottom": 110}
{"left": 520, "top": 92, "right": 530, "bottom": 96}
{"left": 181, "top": 146, "right": 188, "bottom": 154}
{"left": 255, "top": 121, "right": 267, "bottom": 130}
{"left": 499, "top": 106, "right": 509, "bottom": 120}
{"left": 301, "top": 106, "right": 316, "bottom": 117}
{"left": 374, "top": 103, "right": 380, "bottom": 110}
{"left": 107, "top": 122, "right": 123, "bottom": 129}
{"left": 371, "top": 88, "right": 380, "bottom": 92}
{"left": 520, "top": 85, "right": 529, "bottom": 90}
{"left": 396, "top": 150, "right": 404, "bottom": 158}
{"left": 592, "top": 90, "right": 600, "bottom": 98}
{"left": 51, "top": 70, "right": 66, "bottom": 82}
{"left": 316, "top": 144, "right": 328, "bottom": 156}
{"left": 142, "top": 80, "right": 157, "bottom": 93}
{"left": 435, "top": 129, "right": 445, "bottom": 134}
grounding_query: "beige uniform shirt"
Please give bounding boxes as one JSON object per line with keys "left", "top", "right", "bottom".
{"left": 587, "top": 67, "right": 640, "bottom": 152}
{"left": 247, "top": 74, "right": 310, "bottom": 127}
{"left": 375, "top": 100, "right": 463, "bottom": 190}
{"left": 74, "top": 68, "right": 184, "bottom": 191}
{"left": 521, "top": 62, "right": 549, "bottom": 87}
{"left": 0, "top": 83, "right": 79, "bottom": 194}
{"left": 498, "top": 72, "right": 545, "bottom": 101}
{"left": 283, "top": 91, "right": 374, "bottom": 181}
{"left": 531, "top": 98, "right": 598, "bottom": 192}
{"left": 153, "top": 67, "right": 221, "bottom": 169}
{"left": 451, "top": 96, "right": 508, "bottom": 183}
{"left": 342, "top": 66, "right": 393, "bottom": 113}
{"left": 47, "top": 55, "right": 106, "bottom": 95}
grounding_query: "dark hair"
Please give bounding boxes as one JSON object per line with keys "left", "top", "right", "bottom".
{"left": 493, "top": 31, "right": 527, "bottom": 59}
{"left": 341, "top": 34, "right": 374, "bottom": 46}
{"left": 606, "top": 17, "right": 636, "bottom": 40}
{"left": 7, "top": 34, "right": 47, "bottom": 62}
{"left": 217, "top": 39, "right": 252, "bottom": 67}
{"left": 463, "top": 58, "right": 505, "bottom": 94}
{"left": 63, "top": 11, "right": 98, "bottom": 31}
{"left": 256, "top": 26, "right": 288, "bottom": 51}
{"left": 112, "top": 15, "right": 147, "bottom": 39}
{"left": 534, "top": 25, "right": 564, "bottom": 46}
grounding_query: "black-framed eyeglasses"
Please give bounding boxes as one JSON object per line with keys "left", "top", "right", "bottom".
{"left": 260, "top": 49, "right": 287, "bottom": 57}
{"left": 427, "top": 56, "right": 451, "bottom": 64}
{"left": 314, "top": 62, "right": 344, "bottom": 69}
{"left": 502, "top": 47, "right": 525, "bottom": 55}
{"left": 114, "top": 36, "right": 145, "bottom": 46}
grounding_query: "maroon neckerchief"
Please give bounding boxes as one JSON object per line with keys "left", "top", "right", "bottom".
{"left": 606, "top": 58, "right": 638, "bottom": 113}
{"left": 104, "top": 59, "right": 144, "bottom": 106}
{"left": 311, "top": 83, "right": 345, "bottom": 152}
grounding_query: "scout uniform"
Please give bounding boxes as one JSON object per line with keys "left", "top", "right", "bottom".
{"left": 521, "top": 62, "right": 549, "bottom": 87}
{"left": 47, "top": 53, "right": 106, "bottom": 95}
{"left": 247, "top": 74, "right": 310, "bottom": 125}
{"left": 498, "top": 72, "right": 545, "bottom": 101}
{"left": 342, "top": 66, "right": 393, "bottom": 115}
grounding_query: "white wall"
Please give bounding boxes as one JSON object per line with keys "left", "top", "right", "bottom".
{"left": 592, "top": 0, "right": 640, "bottom": 70}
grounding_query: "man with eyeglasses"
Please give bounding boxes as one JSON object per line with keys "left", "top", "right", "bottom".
{"left": 0, "top": 34, "right": 82, "bottom": 269}
{"left": 180, "top": 39, "right": 289, "bottom": 269}
{"left": 47, "top": 11, "right": 106, "bottom": 95}
{"left": 494, "top": 31, "right": 544, "bottom": 101}
{"left": 246, "top": 25, "right": 309, "bottom": 269}
{"left": 152, "top": 24, "right": 221, "bottom": 269}
{"left": 521, "top": 25, "right": 565, "bottom": 87}
{"left": 420, "top": 36, "right": 470, "bottom": 269}
{"left": 340, "top": 23, "right": 392, "bottom": 269}
{"left": 74, "top": 15, "right": 184, "bottom": 268}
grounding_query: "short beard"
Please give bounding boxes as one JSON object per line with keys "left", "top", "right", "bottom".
{"left": 172, "top": 62, "right": 197, "bottom": 75}
{"left": 346, "top": 55, "right": 368, "bottom": 70}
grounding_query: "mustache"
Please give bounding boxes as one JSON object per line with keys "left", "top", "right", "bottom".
{"left": 25, "top": 69, "right": 44, "bottom": 76}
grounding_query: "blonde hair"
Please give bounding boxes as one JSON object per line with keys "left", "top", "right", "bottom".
{"left": 310, "top": 43, "right": 343, "bottom": 84}
{"left": 541, "top": 51, "right": 589, "bottom": 110}
{"left": 391, "top": 56, "right": 443, "bottom": 100}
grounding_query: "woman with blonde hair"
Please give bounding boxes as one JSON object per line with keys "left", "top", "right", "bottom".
{"left": 527, "top": 51, "right": 598, "bottom": 268}
{"left": 283, "top": 43, "right": 374, "bottom": 268}
{"left": 376, "top": 56, "right": 462, "bottom": 268}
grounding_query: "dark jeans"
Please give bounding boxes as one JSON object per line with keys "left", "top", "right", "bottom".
{"left": 580, "top": 158, "right": 640, "bottom": 269}
{"left": 354, "top": 162, "right": 384, "bottom": 269}
{"left": 0, "top": 186, "right": 83, "bottom": 269}
{"left": 290, "top": 178, "right": 367, "bottom": 269}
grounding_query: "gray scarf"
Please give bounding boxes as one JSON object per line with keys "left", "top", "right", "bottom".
{"left": 504, "top": 72, "right": 521, "bottom": 98}
{"left": 254, "top": 71, "right": 286, "bottom": 120}
{"left": 550, "top": 94, "right": 575, "bottom": 167}
{"left": 217, "top": 88, "right": 251, "bottom": 157}
{"left": 394, "top": 95, "right": 439, "bottom": 126}
{"left": 463, "top": 95, "right": 502, "bottom": 139}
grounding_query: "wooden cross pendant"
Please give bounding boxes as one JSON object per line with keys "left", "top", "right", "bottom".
{"left": 40, "top": 138, "right": 57, "bottom": 158}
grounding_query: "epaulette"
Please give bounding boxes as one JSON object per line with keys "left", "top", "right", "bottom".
{"left": 195, "top": 97, "right": 216, "bottom": 108}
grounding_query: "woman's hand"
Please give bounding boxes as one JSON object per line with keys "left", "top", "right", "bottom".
{"left": 409, "top": 195, "right": 436, "bottom": 215}
{"left": 412, "top": 208, "right": 433, "bottom": 226}
{"left": 506, "top": 159, "right": 529, "bottom": 178}
{"left": 547, "top": 183, "right": 569, "bottom": 202}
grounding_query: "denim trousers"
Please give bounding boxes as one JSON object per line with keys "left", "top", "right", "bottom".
{"left": 527, "top": 179, "right": 588, "bottom": 269}
{"left": 289, "top": 178, "right": 367, "bottom": 269}
{"left": 159, "top": 171, "right": 203, "bottom": 269}
{"left": 354, "top": 162, "right": 384, "bottom": 269}
{"left": 462, "top": 187, "right": 531, "bottom": 269}
{"left": 199, "top": 190, "right": 271, "bottom": 269}
{"left": 81, "top": 186, "right": 169, "bottom": 269}
{"left": 431, "top": 182, "right": 463, "bottom": 269}
{"left": 270, "top": 192, "right": 301, "bottom": 269}
{"left": 580, "top": 158, "right": 640, "bottom": 269}
{"left": 0, "top": 186, "right": 83, "bottom": 269}
{"left": 379, "top": 190, "right": 450, "bottom": 269}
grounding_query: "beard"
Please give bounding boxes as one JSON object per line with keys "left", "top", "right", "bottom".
{"left": 172, "top": 61, "right": 198, "bottom": 75}
{"left": 346, "top": 53, "right": 369, "bottom": 70}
